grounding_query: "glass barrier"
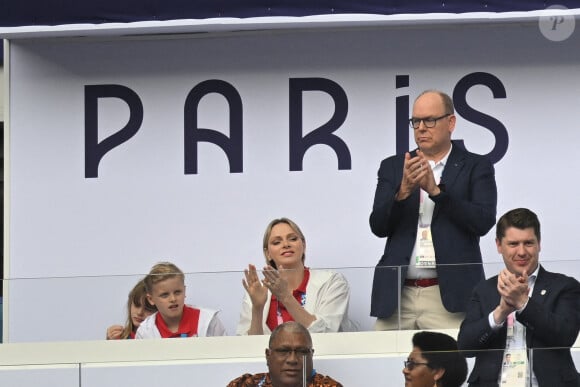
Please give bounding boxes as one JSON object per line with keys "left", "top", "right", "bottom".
{"left": 2, "top": 345, "right": 579, "bottom": 386}
{"left": 2, "top": 259, "right": 580, "bottom": 343}
{"left": 0, "top": 337, "right": 579, "bottom": 386}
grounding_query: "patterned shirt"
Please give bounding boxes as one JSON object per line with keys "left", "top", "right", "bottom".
{"left": 226, "top": 372, "right": 343, "bottom": 387}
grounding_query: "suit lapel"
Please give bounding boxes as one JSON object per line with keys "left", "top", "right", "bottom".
{"left": 530, "top": 266, "right": 549, "bottom": 303}
{"left": 440, "top": 143, "right": 465, "bottom": 189}
{"left": 432, "top": 143, "right": 464, "bottom": 219}
{"left": 526, "top": 266, "right": 549, "bottom": 347}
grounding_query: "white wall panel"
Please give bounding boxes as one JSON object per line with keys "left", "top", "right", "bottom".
{"left": 5, "top": 21, "right": 580, "bottom": 342}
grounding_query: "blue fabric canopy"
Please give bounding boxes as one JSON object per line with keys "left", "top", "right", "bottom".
{"left": 0, "top": 0, "right": 576, "bottom": 27}
{"left": 0, "top": 1, "right": 576, "bottom": 65}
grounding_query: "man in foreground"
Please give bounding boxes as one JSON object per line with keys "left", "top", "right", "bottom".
{"left": 227, "top": 321, "right": 343, "bottom": 386}
{"left": 458, "top": 208, "right": 580, "bottom": 386}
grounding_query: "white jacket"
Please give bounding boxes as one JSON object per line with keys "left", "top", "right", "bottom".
{"left": 236, "top": 269, "right": 357, "bottom": 334}
{"left": 136, "top": 306, "right": 226, "bottom": 338}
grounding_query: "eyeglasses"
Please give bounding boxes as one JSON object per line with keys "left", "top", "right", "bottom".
{"left": 270, "top": 347, "right": 314, "bottom": 358}
{"left": 409, "top": 114, "right": 451, "bottom": 129}
{"left": 404, "top": 360, "right": 431, "bottom": 370}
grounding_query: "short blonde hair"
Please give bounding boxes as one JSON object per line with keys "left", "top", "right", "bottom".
{"left": 262, "top": 218, "right": 306, "bottom": 269}
{"left": 143, "top": 261, "right": 185, "bottom": 294}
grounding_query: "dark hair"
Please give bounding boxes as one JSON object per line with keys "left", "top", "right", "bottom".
{"left": 412, "top": 331, "right": 467, "bottom": 387}
{"left": 496, "top": 208, "right": 541, "bottom": 242}
{"left": 269, "top": 321, "right": 312, "bottom": 348}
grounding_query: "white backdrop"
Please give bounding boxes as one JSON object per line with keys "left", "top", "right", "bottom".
{"left": 5, "top": 20, "right": 580, "bottom": 342}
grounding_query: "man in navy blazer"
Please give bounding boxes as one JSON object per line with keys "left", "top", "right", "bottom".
{"left": 458, "top": 208, "right": 580, "bottom": 386}
{"left": 370, "top": 90, "right": 497, "bottom": 330}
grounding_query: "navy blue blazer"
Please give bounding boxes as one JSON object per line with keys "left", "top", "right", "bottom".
{"left": 457, "top": 266, "right": 580, "bottom": 386}
{"left": 369, "top": 142, "right": 497, "bottom": 318}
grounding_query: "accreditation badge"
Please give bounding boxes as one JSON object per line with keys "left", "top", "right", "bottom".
{"left": 415, "top": 226, "right": 436, "bottom": 268}
{"left": 500, "top": 349, "right": 528, "bottom": 386}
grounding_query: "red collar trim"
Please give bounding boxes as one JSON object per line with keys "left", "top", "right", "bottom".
{"left": 155, "top": 306, "right": 201, "bottom": 338}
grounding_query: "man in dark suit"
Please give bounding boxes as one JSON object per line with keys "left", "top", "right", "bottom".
{"left": 370, "top": 90, "right": 497, "bottom": 330}
{"left": 458, "top": 208, "right": 580, "bottom": 386}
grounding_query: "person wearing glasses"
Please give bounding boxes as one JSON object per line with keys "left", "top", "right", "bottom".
{"left": 403, "top": 331, "right": 467, "bottom": 387}
{"left": 370, "top": 89, "right": 497, "bottom": 330}
{"left": 226, "top": 321, "right": 343, "bottom": 386}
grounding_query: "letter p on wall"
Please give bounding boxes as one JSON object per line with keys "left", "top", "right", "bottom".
{"left": 84, "top": 84, "right": 143, "bottom": 178}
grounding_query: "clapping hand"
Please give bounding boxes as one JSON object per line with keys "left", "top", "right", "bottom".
{"left": 242, "top": 264, "right": 268, "bottom": 309}
{"left": 398, "top": 151, "right": 439, "bottom": 200}
{"left": 497, "top": 268, "right": 529, "bottom": 310}
{"left": 262, "top": 265, "right": 291, "bottom": 303}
